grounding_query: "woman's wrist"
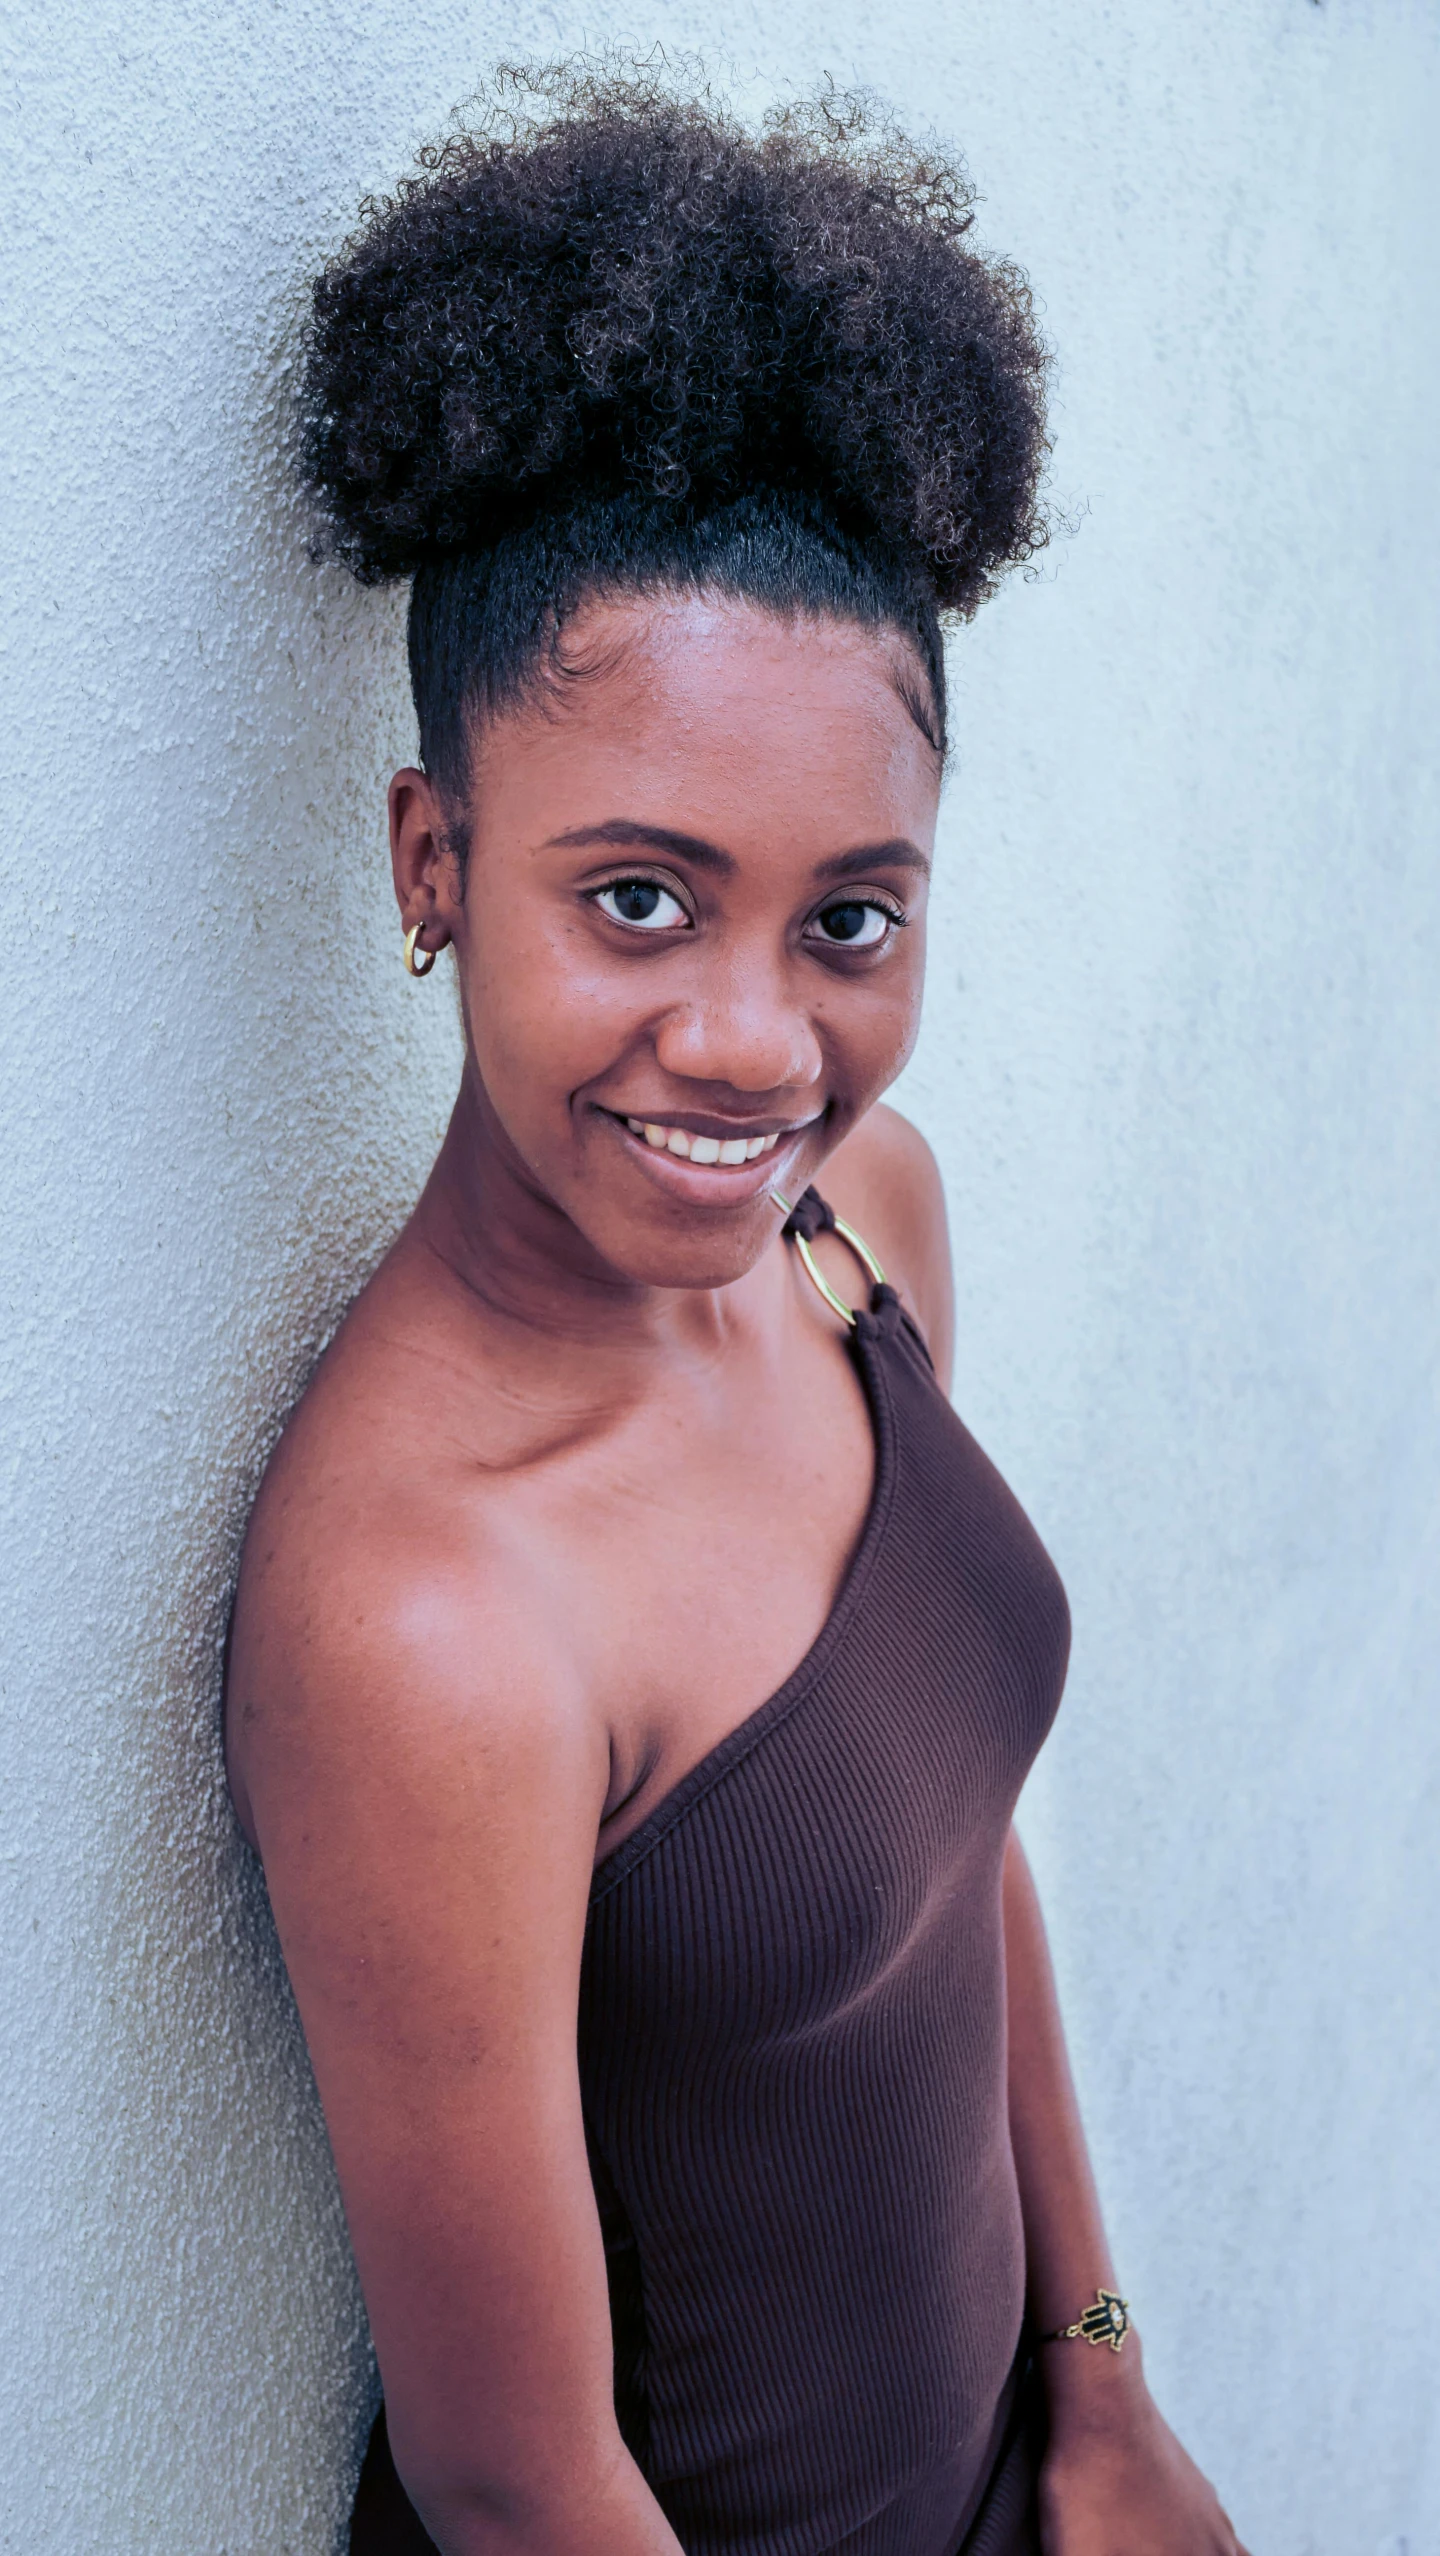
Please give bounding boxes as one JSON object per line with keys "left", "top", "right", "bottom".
{"left": 1036, "top": 2311, "right": 1153, "bottom": 2444}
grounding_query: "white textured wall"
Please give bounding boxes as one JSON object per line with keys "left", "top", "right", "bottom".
{"left": 2, "top": 2, "right": 1436, "bottom": 2548}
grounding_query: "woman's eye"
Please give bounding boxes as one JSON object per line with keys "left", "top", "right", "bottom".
{"left": 593, "top": 879, "right": 689, "bottom": 931}
{"left": 810, "top": 900, "right": 896, "bottom": 949}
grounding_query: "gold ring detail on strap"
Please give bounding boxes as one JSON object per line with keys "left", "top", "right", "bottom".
{"left": 790, "top": 1217, "right": 887, "bottom": 1328}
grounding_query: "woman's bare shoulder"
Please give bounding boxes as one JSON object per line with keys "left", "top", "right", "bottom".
{"left": 224, "top": 1268, "right": 597, "bottom": 1860}
{"left": 819, "top": 1103, "right": 955, "bottom": 1388}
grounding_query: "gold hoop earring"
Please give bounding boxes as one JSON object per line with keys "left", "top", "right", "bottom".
{"left": 403, "top": 922, "right": 438, "bottom": 978}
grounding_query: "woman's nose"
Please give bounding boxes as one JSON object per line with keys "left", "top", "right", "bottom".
{"left": 651, "top": 959, "right": 825, "bottom": 1096}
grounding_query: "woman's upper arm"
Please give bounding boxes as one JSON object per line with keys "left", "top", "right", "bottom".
{"left": 823, "top": 1102, "right": 956, "bottom": 1393}
{"left": 227, "top": 1513, "right": 627, "bottom": 2538}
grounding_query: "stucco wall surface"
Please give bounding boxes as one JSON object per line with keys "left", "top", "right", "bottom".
{"left": 1, "top": 2, "right": 1436, "bottom": 2549}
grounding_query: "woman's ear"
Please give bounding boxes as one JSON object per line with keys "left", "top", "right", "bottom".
{"left": 388, "top": 766, "right": 465, "bottom": 955}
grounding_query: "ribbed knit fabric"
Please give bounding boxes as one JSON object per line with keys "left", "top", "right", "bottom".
{"left": 351, "top": 1193, "right": 1069, "bottom": 2556}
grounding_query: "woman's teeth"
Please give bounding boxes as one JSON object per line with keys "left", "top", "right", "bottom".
{"left": 625, "top": 1118, "right": 780, "bottom": 1166}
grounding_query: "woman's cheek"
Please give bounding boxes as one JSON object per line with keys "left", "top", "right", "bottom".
{"left": 466, "top": 923, "right": 626, "bottom": 1126}
{"left": 824, "top": 953, "right": 926, "bottom": 1113}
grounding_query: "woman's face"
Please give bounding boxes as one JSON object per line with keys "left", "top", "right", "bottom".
{"left": 392, "top": 594, "right": 941, "bottom": 1291}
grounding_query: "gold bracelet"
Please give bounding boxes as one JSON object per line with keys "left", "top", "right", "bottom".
{"left": 1038, "top": 2288, "right": 1131, "bottom": 2353}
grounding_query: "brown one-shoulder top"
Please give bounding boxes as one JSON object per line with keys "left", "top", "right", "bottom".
{"left": 351, "top": 1190, "right": 1070, "bottom": 2555}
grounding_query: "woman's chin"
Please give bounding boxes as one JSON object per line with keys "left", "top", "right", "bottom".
{"left": 571, "top": 1177, "right": 798, "bottom": 1293}
{"left": 524, "top": 1109, "right": 816, "bottom": 1290}
{"left": 586, "top": 1209, "right": 788, "bottom": 1295}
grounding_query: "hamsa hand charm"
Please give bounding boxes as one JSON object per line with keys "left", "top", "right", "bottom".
{"left": 1065, "top": 2288, "right": 1130, "bottom": 2351}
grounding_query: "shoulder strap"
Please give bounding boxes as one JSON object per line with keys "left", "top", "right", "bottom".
{"left": 778, "top": 1187, "right": 887, "bottom": 1329}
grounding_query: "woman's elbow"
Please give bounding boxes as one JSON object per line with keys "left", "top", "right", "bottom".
{"left": 388, "top": 2419, "right": 644, "bottom": 2556}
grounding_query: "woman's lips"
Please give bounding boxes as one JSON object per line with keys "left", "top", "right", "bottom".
{"left": 602, "top": 1106, "right": 818, "bottom": 1199}
{"left": 624, "top": 1116, "right": 780, "bottom": 1166}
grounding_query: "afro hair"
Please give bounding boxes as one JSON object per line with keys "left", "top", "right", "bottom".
{"left": 302, "top": 65, "right": 1050, "bottom": 619}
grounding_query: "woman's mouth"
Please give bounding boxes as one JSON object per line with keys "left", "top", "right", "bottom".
{"left": 623, "top": 1117, "right": 781, "bottom": 1165}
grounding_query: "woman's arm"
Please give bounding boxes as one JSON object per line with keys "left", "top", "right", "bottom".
{"left": 228, "top": 1494, "right": 684, "bottom": 2556}
{"left": 1004, "top": 1832, "right": 1250, "bottom": 2556}
{"left": 1003, "top": 1832, "right": 1128, "bottom": 2358}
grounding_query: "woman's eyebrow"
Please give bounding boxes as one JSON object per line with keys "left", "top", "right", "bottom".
{"left": 545, "top": 820, "right": 737, "bottom": 876}
{"left": 813, "top": 840, "right": 931, "bottom": 883}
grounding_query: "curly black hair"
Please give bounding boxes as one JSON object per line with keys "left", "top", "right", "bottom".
{"left": 301, "top": 65, "right": 1050, "bottom": 784}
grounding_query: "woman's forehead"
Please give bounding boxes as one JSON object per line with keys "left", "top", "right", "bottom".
{"left": 471, "top": 592, "right": 942, "bottom": 803}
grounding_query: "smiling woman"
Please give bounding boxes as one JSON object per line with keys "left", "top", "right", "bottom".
{"left": 223, "top": 62, "right": 1247, "bottom": 2556}
{"left": 381, "top": 596, "right": 938, "bottom": 1293}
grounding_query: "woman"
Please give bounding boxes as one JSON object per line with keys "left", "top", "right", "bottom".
{"left": 226, "top": 70, "right": 1248, "bottom": 2556}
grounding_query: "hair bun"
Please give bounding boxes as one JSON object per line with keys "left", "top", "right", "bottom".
{"left": 302, "top": 67, "right": 1049, "bottom": 615}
